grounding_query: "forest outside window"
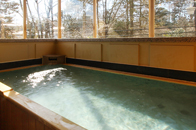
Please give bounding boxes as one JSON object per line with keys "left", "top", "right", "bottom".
{"left": 0, "top": 0, "right": 23, "bottom": 39}
{"left": 61, "top": 0, "right": 93, "bottom": 38}
{"left": 155, "top": 0, "right": 196, "bottom": 37}
{"left": 97, "top": 0, "right": 149, "bottom": 38}
{"left": 26, "top": 0, "right": 58, "bottom": 39}
{"left": 0, "top": 0, "right": 196, "bottom": 39}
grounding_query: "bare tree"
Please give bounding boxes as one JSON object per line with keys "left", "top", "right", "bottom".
{"left": 35, "top": 0, "right": 43, "bottom": 38}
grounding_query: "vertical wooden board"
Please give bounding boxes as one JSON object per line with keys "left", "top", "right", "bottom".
{"left": 35, "top": 120, "right": 44, "bottom": 130}
{"left": 28, "top": 116, "right": 36, "bottom": 130}
{"left": 12, "top": 104, "right": 23, "bottom": 130}
{"left": 44, "top": 125, "right": 54, "bottom": 130}
{"left": 17, "top": 106, "right": 24, "bottom": 130}
{"left": 0, "top": 95, "right": 1, "bottom": 130}
{"left": 21, "top": 111, "right": 29, "bottom": 130}
{"left": 149, "top": 0, "right": 155, "bottom": 37}
{"left": 0, "top": 96, "right": 4, "bottom": 130}
{"left": 7, "top": 100, "right": 14, "bottom": 130}
{"left": 1, "top": 98, "right": 7, "bottom": 130}
{"left": 10, "top": 103, "right": 17, "bottom": 129}
{"left": 23, "top": 0, "right": 27, "bottom": 39}
{"left": 93, "top": 0, "right": 97, "bottom": 38}
{"left": 58, "top": 0, "right": 62, "bottom": 38}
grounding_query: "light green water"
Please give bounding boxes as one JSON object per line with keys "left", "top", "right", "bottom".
{"left": 0, "top": 65, "right": 196, "bottom": 130}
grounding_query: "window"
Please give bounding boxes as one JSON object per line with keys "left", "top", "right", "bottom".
{"left": 155, "top": 0, "right": 196, "bottom": 37}
{"left": 1, "top": 0, "right": 196, "bottom": 39}
{"left": 0, "top": 0, "right": 23, "bottom": 39}
{"left": 26, "top": 0, "right": 58, "bottom": 38}
{"left": 97, "top": 0, "right": 149, "bottom": 38}
{"left": 61, "top": 0, "right": 93, "bottom": 38}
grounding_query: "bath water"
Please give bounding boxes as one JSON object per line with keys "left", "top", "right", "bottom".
{"left": 0, "top": 65, "right": 196, "bottom": 130}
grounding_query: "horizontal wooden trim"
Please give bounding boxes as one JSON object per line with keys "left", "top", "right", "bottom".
{"left": 1, "top": 37, "right": 196, "bottom": 43}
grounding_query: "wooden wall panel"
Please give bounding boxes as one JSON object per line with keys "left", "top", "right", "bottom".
{"left": 28, "top": 43, "right": 36, "bottom": 59}
{"left": 0, "top": 97, "right": 56, "bottom": 130}
{"left": 0, "top": 44, "right": 28, "bottom": 63}
{"left": 76, "top": 43, "right": 102, "bottom": 61}
{"left": 150, "top": 45, "right": 195, "bottom": 71}
{"left": 109, "top": 44, "right": 139, "bottom": 65}
{"left": 0, "top": 42, "right": 55, "bottom": 63}
{"left": 139, "top": 42, "right": 150, "bottom": 66}
{"left": 57, "top": 42, "right": 75, "bottom": 58}
{"left": 36, "top": 43, "right": 55, "bottom": 58}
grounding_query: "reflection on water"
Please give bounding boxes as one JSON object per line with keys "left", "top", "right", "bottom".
{"left": 24, "top": 67, "right": 66, "bottom": 88}
{"left": 0, "top": 65, "right": 196, "bottom": 130}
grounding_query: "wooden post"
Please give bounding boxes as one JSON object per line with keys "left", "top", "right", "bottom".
{"left": 93, "top": 0, "right": 97, "bottom": 38}
{"left": 58, "top": 0, "right": 61, "bottom": 38}
{"left": 149, "top": 0, "right": 155, "bottom": 37}
{"left": 23, "top": 0, "right": 27, "bottom": 39}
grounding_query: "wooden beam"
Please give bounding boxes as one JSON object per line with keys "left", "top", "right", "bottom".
{"left": 149, "top": 0, "right": 155, "bottom": 37}
{"left": 93, "top": 0, "right": 97, "bottom": 38}
{"left": 58, "top": 0, "right": 61, "bottom": 38}
{"left": 23, "top": 0, "right": 27, "bottom": 39}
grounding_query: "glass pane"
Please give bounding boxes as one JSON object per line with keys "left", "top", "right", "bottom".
{"left": 97, "top": 0, "right": 149, "bottom": 38}
{"left": 155, "top": 0, "right": 196, "bottom": 37}
{"left": 61, "top": 0, "right": 93, "bottom": 38}
{"left": 0, "top": 0, "right": 23, "bottom": 39}
{"left": 26, "top": 0, "right": 58, "bottom": 39}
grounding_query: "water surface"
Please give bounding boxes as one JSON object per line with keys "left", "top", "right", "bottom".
{"left": 0, "top": 65, "right": 196, "bottom": 130}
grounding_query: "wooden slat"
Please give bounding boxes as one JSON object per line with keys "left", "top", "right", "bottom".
{"left": 28, "top": 116, "right": 36, "bottom": 130}
{"left": 45, "top": 125, "right": 54, "bottom": 130}
{"left": 2, "top": 98, "right": 7, "bottom": 130}
{"left": 21, "top": 111, "right": 29, "bottom": 130}
{"left": 0, "top": 95, "right": 6, "bottom": 130}
{"left": 35, "top": 120, "right": 45, "bottom": 130}
{"left": 13, "top": 104, "right": 23, "bottom": 130}
{"left": 0, "top": 94, "right": 2, "bottom": 130}
{"left": 7, "top": 100, "right": 14, "bottom": 130}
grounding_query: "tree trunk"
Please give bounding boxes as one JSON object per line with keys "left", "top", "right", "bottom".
{"left": 27, "top": 0, "right": 36, "bottom": 38}
{"left": 51, "top": 3, "right": 54, "bottom": 38}
{"left": 36, "top": 1, "right": 43, "bottom": 38}
{"left": 105, "top": 0, "right": 108, "bottom": 38}
{"left": 126, "top": 0, "right": 129, "bottom": 37}
{"left": 130, "top": 0, "right": 134, "bottom": 36}
{"left": 83, "top": 1, "right": 86, "bottom": 38}
{"left": 139, "top": 0, "right": 142, "bottom": 36}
